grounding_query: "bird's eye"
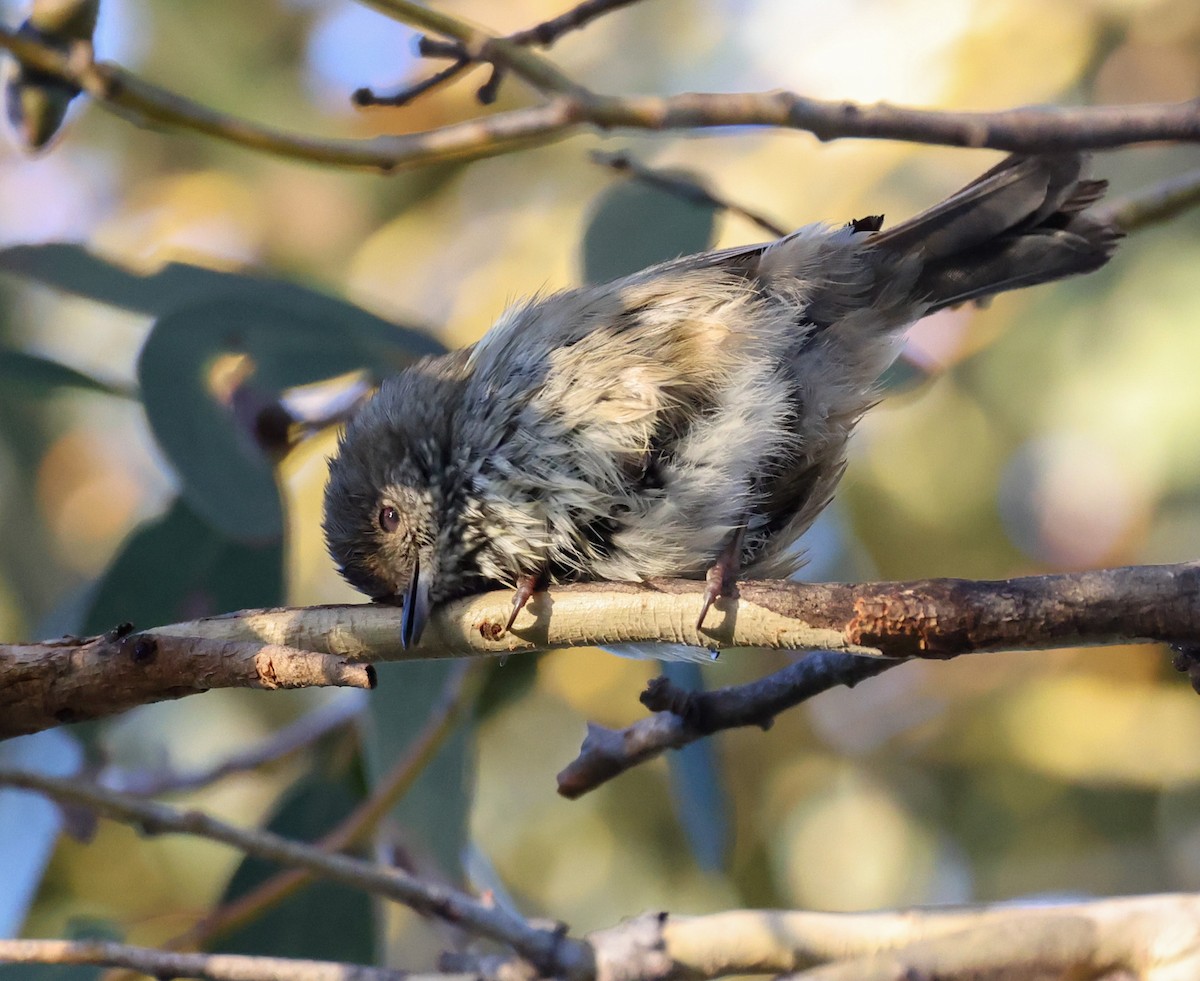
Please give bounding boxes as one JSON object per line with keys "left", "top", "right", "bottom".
{"left": 378, "top": 505, "right": 401, "bottom": 533}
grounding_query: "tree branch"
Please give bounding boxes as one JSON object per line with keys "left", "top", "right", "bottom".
{"left": 583, "top": 899, "right": 1200, "bottom": 981}
{"left": 355, "top": 0, "right": 589, "bottom": 99}
{"left": 590, "top": 149, "right": 790, "bottom": 237}
{"left": 0, "top": 23, "right": 1198, "bottom": 172}
{"left": 0, "top": 626, "right": 374, "bottom": 738}
{"left": 5, "top": 885, "right": 1197, "bottom": 980}
{"left": 164, "top": 663, "right": 482, "bottom": 953}
{"left": 557, "top": 651, "right": 899, "bottom": 798}
{"left": 0, "top": 28, "right": 575, "bottom": 171}
{"left": 100, "top": 692, "right": 366, "bottom": 796}
{"left": 0, "top": 939, "right": 444, "bottom": 981}
{"left": 358, "top": 0, "right": 644, "bottom": 107}
{"left": 4, "top": 563, "right": 1198, "bottom": 739}
{"left": 0, "top": 768, "right": 593, "bottom": 980}
{"left": 1100, "top": 166, "right": 1200, "bottom": 233}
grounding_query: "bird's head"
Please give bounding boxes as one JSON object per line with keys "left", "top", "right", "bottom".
{"left": 322, "top": 375, "right": 443, "bottom": 648}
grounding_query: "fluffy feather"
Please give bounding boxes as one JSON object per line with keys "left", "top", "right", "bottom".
{"left": 323, "top": 154, "right": 1120, "bottom": 656}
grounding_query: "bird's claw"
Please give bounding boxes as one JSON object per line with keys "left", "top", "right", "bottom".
{"left": 696, "top": 529, "right": 744, "bottom": 631}
{"left": 505, "top": 572, "right": 544, "bottom": 633}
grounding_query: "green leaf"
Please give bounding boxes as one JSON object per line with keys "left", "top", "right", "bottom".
{"left": 0, "top": 244, "right": 251, "bottom": 315}
{"left": 82, "top": 497, "right": 283, "bottom": 635}
{"left": 660, "top": 661, "right": 730, "bottom": 872}
{"left": 0, "top": 348, "right": 128, "bottom": 398}
{"left": 137, "top": 290, "right": 439, "bottom": 542}
{"left": 581, "top": 175, "right": 718, "bottom": 285}
{"left": 361, "top": 662, "right": 474, "bottom": 882}
{"left": 0, "top": 244, "right": 443, "bottom": 541}
{"left": 474, "top": 652, "right": 540, "bottom": 722}
{"left": 0, "top": 245, "right": 442, "bottom": 353}
{"left": 217, "top": 766, "right": 374, "bottom": 963}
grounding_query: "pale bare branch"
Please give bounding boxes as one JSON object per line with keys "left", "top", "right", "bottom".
{"left": 0, "top": 627, "right": 373, "bottom": 739}
{"left": 4, "top": 563, "right": 1198, "bottom": 739}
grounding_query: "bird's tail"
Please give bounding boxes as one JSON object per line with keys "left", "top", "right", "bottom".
{"left": 869, "top": 154, "right": 1123, "bottom": 313}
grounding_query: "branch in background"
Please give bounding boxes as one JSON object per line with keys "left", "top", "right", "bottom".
{"left": 4, "top": 563, "right": 1199, "bottom": 739}
{"left": 99, "top": 692, "right": 366, "bottom": 797}
{"left": 1, "top": 24, "right": 1198, "bottom": 173}
{"left": 357, "top": 0, "right": 641, "bottom": 108}
{"left": 557, "top": 651, "right": 899, "bottom": 798}
{"left": 0, "top": 624, "right": 373, "bottom": 739}
{"left": 0, "top": 768, "right": 590, "bottom": 979}
{"left": 0, "top": 28, "right": 574, "bottom": 171}
{"left": 354, "top": 0, "right": 587, "bottom": 100}
{"left": 590, "top": 149, "right": 790, "bottom": 237}
{"left": 164, "top": 662, "right": 482, "bottom": 954}
{"left": 0, "top": 940, "right": 433, "bottom": 981}
{"left": 1100, "top": 165, "right": 1200, "bottom": 233}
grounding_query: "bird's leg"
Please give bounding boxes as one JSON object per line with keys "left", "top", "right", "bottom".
{"left": 505, "top": 568, "right": 548, "bottom": 633}
{"left": 697, "top": 526, "right": 745, "bottom": 630}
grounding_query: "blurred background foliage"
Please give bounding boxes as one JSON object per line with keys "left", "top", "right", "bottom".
{"left": 0, "top": 0, "right": 1199, "bottom": 972}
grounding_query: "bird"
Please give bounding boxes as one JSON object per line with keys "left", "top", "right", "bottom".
{"left": 323, "top": 153, "right": 1121, "bottom": 652}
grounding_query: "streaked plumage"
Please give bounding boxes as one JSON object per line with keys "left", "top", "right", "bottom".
{"left": 323, "top": 154, "right": 1121, "bottom": 649}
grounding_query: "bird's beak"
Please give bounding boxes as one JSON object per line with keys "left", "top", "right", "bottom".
{"left": 400, "top": 557, "right": 432, "bottom": 650}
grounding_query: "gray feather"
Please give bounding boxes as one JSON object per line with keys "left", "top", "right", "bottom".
{"left": 323, "top": 153, "right": 1120, "bottom": 657}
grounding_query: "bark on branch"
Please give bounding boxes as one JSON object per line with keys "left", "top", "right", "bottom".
{"left": 0, "top": 21, "right": 1197, "bottom": 171}
{"left": 0, "top": 768, "right": 592, "bottom": 980}
{"left": 2, "top": 563, "right": 1198, "bottom": 740}
{"left": 0, "top": 940, "right": 431, "bottom": 981}
{"left": 4, "top": 767, "right": 1199, "bottom": 980}
{"left": 556, "top": 650, "right": 899, "bottom": 798}
{"left": 0, "top": 627, "right": 374, "bottom": 738}
{"left": 3, "top": 895, "right": 1199, "bottom": 981}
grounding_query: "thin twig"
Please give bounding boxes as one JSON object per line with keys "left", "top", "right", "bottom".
{"left": 1099, "top": 166, "right": 1200, "bottom": 233}
{"left": 360, "top": 0, "right": 643, "bottom": 108}
{"left": 591, "top": 148, "right": 790, "bottom": 237}
{"left": 99, "top": 693, "right": 366, "bottom": 797}
{"left": 0, "top": 768, "right": 592, "bottom": 979}
{"left": 427, "top": 0, "right": 644, "bottom": 53}
{"left": 0, "top": 28, "right": 574, "bottom": 171}
{"left": 354, "top": 0, "right": 586, "bottom": 98}
{"left": 0, "top": 939, "right": 441, "bottom": 981}
{"left": 1, "top": 26, "right": 1198, "bottom": 172}
{"left": 557, "top": 651, "right": 900, "bottom": 798}
{"left": 353, "top": 57, "right": 470, "bottom": 109}
{"left": 166, "top": 662, "right": 483, "bottom": 952}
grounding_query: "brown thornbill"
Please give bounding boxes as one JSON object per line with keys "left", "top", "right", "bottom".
{"left": 323, "top": 154, "right": 1121, "bottom": 652}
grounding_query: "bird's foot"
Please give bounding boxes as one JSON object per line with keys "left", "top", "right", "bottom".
{"left": 697, "top": 528, "right": 745, "bottom": 631}
{"left": 505, "top": 570, "right": 547, "bottom": 633}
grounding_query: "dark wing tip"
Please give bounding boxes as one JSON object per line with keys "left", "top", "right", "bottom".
{"left": 849, "top": 214, "right": 885, "bottom": 233}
